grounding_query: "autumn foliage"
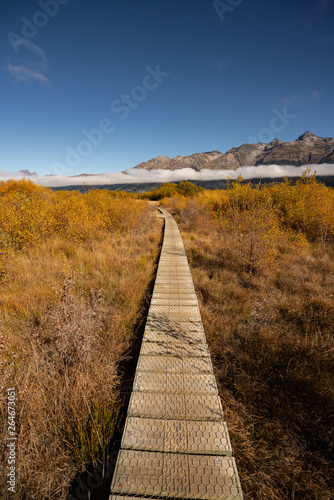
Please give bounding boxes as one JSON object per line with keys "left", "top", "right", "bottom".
{"left": 160, "top": 175, "right": 334, "bottom": 500}
{"left": 0, "top": 180, "right": 161, "bottom": 499}
{"left": 160, "top": 174, "right": 334, "bottom": 272}
{"left": 0, "top": 176, "right": 333, "bottom": 499}
{"left": 0, "top": 179, "right": 145, "bottom": 248}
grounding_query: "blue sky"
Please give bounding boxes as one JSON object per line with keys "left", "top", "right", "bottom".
{"left": 1, "top": 0, "right": 333, "bottom": 176}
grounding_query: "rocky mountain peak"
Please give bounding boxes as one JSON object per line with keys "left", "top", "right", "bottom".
{"left": 19, "top": 169, "right": 38, "bottom": 176}
{"left": 203, "top": 150, "right": 222, "bottom": 155}
{"left": 134, "top": 132, "right": 334, "bottom": 171}
{"left": 267, "top": 138, "right": 282, "bottom": 148}
{"left": 297, "top": 131, "right": 319, "bottom": 142}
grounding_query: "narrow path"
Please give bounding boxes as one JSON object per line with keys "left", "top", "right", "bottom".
{"left": 109, "top": 209, "right": 244, "bottom": 500}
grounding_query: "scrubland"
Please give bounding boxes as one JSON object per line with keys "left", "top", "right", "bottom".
{"left": 0, "top": 180, "right": 161, "bottom": 499}
{"left": 159, "top": 175, "right": 334, "bottom": 499}
{"left": 1, "top": 176, "right": 333, "bottom": 500}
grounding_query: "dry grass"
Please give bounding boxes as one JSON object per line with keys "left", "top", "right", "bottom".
{"left": 2, "top": 178, "right": 333, "bottom": 499}
{"left": 0, "top": 182, "right": 162, "bottom": 499}
{"left": 162, "top": 179, "right": 334, "bottom": 500}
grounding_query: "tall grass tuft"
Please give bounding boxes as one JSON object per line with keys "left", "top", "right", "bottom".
{"left": 161, "top": 175, "right": 334, "bottom": 499}
{"left": 0, "top": 180, "right": 162, "bottom": 499}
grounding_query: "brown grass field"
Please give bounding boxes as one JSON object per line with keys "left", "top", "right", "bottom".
{"left": 0, "top": 176, "right": 333, "bottom": 499}
{"left": 160, "top": 176, "right": 334, "bottom": 499}
{"left": 0, "top": 180, "right": 162, "bottom": 499}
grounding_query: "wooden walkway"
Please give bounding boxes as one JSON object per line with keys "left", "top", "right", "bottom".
{"left": 109, "top": 208, "right": 244, "bottom": 500}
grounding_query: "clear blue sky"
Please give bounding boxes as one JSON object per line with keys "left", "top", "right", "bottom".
{"left": 1, "top": 0, "right": 333, "bottom": 176}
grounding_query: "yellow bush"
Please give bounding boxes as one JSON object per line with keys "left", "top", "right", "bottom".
{"left": 161, "top": 175, "right": 333, "bottom": 273}
{"left": 264, "top": 175, "right": 334, "bottom": 243}
{"left": 0, "top": 180, "right": 149, "bottom": 252}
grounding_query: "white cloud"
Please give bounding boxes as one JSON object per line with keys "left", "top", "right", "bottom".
{"left": 7, "top": 64, "right": 50, "bottom": 86}
{"left": 12, "top": 39, "right": 47, "bottom": 63}
{"left": 311, "top": 90, "right": 321, "bottom": 100}
{"left": 6, "top": 40, "right": 50, "bottom": 87}
{"left": 212, "top": 60, "right": 226, "bottom": 74}
{"left": 280, "top": 90, "right": 321, "bottom": 107}
{"left": 280, "top": 94, "right": 305, "bottom": 107}
{"left": 1, "top": 165, "right": 334, "bottom": 188}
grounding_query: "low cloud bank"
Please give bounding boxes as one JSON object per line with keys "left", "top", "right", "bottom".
{"left": 1, "top": 164, "right": 334, "bottom": 188}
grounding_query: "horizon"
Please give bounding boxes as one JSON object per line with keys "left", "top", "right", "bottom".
{"left": 1, "top": 0, "right": 334, "bottom": 177}
{"left": 0, "top": 128, "right": 330, "bottom": 173}
{"left": 1, "top": 128, "right": 334, "bottom": 187}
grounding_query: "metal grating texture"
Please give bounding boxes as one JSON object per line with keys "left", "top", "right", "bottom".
{"left": 109, "top": 208, "right": 244, "bottom": 500}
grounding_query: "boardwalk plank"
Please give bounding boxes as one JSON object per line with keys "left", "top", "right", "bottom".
{"left": 109, "top": 208, "right": 244, "bottom": 500}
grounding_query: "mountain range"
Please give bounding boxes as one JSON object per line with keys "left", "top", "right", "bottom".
{"left": 134, "top": 132, "right": 334, "bottom": 171}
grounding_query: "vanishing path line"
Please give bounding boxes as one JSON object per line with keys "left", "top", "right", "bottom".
{"left": 110, "top": 208, "right": 244, "bottom": 500}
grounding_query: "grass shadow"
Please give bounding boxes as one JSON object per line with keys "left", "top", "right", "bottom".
{"left": 67, "top": 218, "right": 164, "bottom": 500}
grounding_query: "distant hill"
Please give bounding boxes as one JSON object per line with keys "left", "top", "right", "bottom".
{"left": 133, "top": 132, "right": 334, "bottom": 171}
{"left": 18, "top": 169, "right": 38, "bottom": 176}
